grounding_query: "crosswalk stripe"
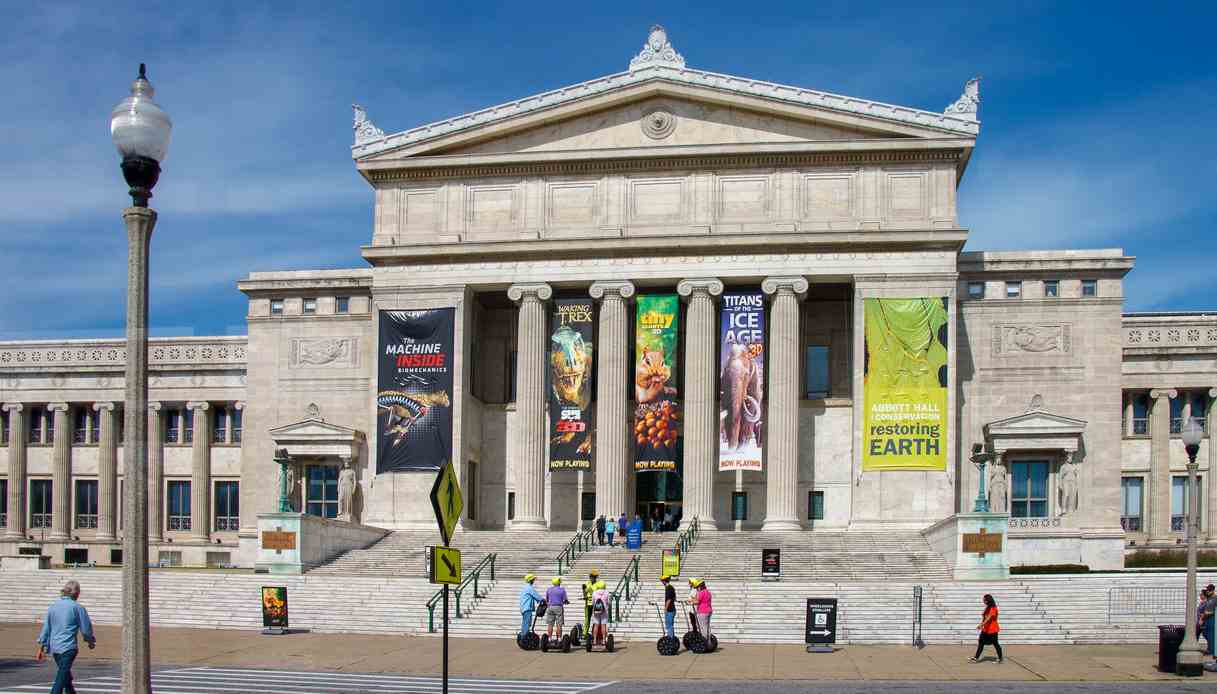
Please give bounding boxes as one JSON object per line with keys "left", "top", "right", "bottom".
{"left": 182, "top": 666, "right": 603, "bottom": 686}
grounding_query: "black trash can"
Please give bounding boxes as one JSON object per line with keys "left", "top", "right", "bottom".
{"left": 1158, "top": 625, "right": 1186, "bottom": 673}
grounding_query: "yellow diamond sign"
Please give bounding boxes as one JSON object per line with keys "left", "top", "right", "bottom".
{"left": 430, "top": 545, "right": 462, "bottom": 585}
{"left": 429, "top": 460, "right": 463, "bottom": 546}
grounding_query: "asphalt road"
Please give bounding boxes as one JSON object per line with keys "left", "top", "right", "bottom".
{"left": 601, "top": 683, "right": 1215, "bottom": 694}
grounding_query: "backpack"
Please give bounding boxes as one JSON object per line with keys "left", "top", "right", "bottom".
{"left": 593, "top": 597, "right": 606, "bottom": 614}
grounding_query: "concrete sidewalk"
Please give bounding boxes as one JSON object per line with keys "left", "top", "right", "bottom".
{"left": 0, "top": 623, "right": 1206, "bottom": 683}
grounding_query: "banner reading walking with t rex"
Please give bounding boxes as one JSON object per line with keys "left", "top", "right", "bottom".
{"left": 862, "top": 298, "right": 949, "bottom": 471}
{"left": 718, "top": 292, "right": 764, "bottom": 472}
{"left": 376, "top": 309, "right": 455, "bottom": 474}
{"left": 548, "top": 299, "right": 595, "bottom": 471}
{"left": 634, "top": 295, "right": 682, "bottom": 472}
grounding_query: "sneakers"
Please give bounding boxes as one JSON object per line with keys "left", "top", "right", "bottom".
{"left": 968, "top": 657, "right": 979, "bottom": 663}
{"left": 997, "top": 658, "right": 1004, "bottom": 664}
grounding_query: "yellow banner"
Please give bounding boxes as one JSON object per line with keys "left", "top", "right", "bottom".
{"left": 862, "top": 298, "right": 948, "bottom": 472}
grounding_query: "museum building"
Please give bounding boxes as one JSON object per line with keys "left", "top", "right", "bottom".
{"left": 0, "top": 27, "right": 1214, "bottom": 571}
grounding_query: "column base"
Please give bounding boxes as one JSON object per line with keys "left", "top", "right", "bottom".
{"left": 95, "top": 534, "right": 117, "bottom": 543}
{"left": 48, "top": 532, "right": 70, "bottom": 541}
{"left": 190, "top": 534, "right": 210, "bottom": 543}
{"left": 762, "top": 518, "right": 803, "bottom": 532}
{"left": 510, "top": 518, "right": 548, "bottom": 531}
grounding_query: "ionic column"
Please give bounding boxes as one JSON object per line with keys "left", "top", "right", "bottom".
{"left": 1123, "top": 393, "right": 1134, "bottom": 437}
{"left": 147, "top": 403, "right": 164, "bottom": 542}
{"left": 1149, "top": 388, "right": 1177, "bottom": 540}
{"left": 507, "top": 283, "right": 552, "bottom": 530}
{"left": 187, "top": 401, "right": 211, "bottom": 541}
{"left": 94, "top": 402, "right": 118, "bottom": 542}
{"left": 762, "top": 276, "right": 809, "bottom": 531}
{"left": 590, "top": 281, "right": 635, "bottom": 520}
{"left": 1207, "top": 388, "right": 1217, "bottom": 541}
{"left": 3, "top": 404, "right": 26, "bottom": 539}
{"left": 48, "top": 402, "right": 71, "bottom": 541}
{"left": 677, "top": 278, "right": 723, "bottom": 528}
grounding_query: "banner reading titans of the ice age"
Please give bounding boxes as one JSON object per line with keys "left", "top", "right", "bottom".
{"left": 862, "top": 298, "right": 949, "bottom": 471}
{"left": 634, "top": 295, "right": 682, "bottom": 472}
{"left": 718, "top": 292, "right": 765, "bottom": 472}
{"left": 548, "top": 299, "right": 595, "bottom": 471}
{"left": 376, "top": 309, "right": 455, "bottom": 474}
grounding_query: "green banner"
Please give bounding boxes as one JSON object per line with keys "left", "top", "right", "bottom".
{"left": 862, "top": 298, "right": 948, "bottom": 471}
{"left": 634, "top": 295, "right": 682, "bottom": 472}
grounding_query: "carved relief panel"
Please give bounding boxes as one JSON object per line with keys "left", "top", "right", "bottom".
{"left": 992, "top": 324, "right": 1073, "bottom": 356}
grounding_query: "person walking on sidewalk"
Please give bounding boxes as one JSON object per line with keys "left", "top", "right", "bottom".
{"left": 1200, "top": 583, "right": 1217, "bottom": 661}
{"left": 518, "top": 574, "right": 544, "bottom": 640}
{"left": 969, "top": 593, "right": 1003, "bottom": 663}
{"left": 605, "top": 516, "right": 617, "bottom": 546}
{"left": 660, "top": 575, "right": 677, "bottom": 638}
{"left": 595, "top": 514, "right": 606, "bottom": 546}
{"left": 36, "top": 580, "right": 96, "bottom": 694}
{"left": 544, "top": 577, "right": 568, "bottom": 641}
{"left": 694, "top": 579, "right": 714, "bottom": 639}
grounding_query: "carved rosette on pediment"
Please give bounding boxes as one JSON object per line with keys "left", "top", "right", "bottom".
{"left": 992, "top": 323, "right": 1072, "bottom": 356}
{"left": 629, "top": 25, "right": 686, "bottom": 71}
{"left": 640, "top": 103, "right": 677, "bottom": 140}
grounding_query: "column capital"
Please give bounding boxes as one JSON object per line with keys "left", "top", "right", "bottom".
{"left": 589, "top": 280, "right": 635, "bottom": 301}
{"left": 762, "top": 276, "right": 809, "bottom": 299}
{"left": 507, "top": 283, "right": 552, "bottom": 303}
{"left": 93, "top": 402, "right": 116, "bottom": 413}
{"left": 676, "top": 278, "right": 724, "bottom": 300}
{"left": 148, "top": 401, "right": 163, "bottom": 412}
{"left": 47, "top": 402, "right": 69, "bottom": 413}
{"left": 1208, "top": 387, "right": 1217, "bottom": 399}
{"left": 1150, "top": 388, "right": 1178, "bottom": 401}
{"left": 2, "top": 403, "right": 23, "bottom": 413}
{"left": 186, "top": 401, "right": 210, "bottom": 411}
{"left": 234, "top": 401, "right": 245, "bottom": 411}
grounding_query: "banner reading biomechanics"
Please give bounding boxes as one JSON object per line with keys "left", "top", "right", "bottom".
{"left": 718, "top": 292, "right": 764, "bottom": 472}
{"left": 376, "top": 309, "right": 455, "bottom": 474}
{"left": 862, "top": 298, "right": 949, "bottom": 471}
{"left": 634, "top": 295, "right": 682, "bottom": 472}
{"left": 548, "top": 299, "right": 595, "bottom": 471}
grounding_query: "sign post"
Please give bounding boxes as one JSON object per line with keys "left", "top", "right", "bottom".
{"left": 429, "top": 460, "right": 463, "bottom": 694}
{"left": 805, "top": 598, "right": 838, "bottom": 653}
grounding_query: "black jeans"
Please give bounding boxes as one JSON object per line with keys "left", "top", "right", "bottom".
{"left": 51, "top": 649, "right": 78, "bottom": 694}
{"left": 974, "top": 632, "right": 1002, "bottom": 660}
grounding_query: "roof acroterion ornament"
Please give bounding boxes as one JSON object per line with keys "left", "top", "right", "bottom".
{"left": 944, "top": 77, "right": 981, "bottom": 121}
{"left": 629, "top": 25, "right": 685, "bottom": 71}
{"left": 353, "top": 104, "right": 385, "bottom": 146}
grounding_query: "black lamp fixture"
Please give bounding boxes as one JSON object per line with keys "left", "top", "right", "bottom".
{"left": 110, "top": 64, "right": 172, "bottom": 207}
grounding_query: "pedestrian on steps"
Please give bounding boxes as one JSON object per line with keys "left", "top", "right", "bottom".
{"left": 617, "top": 513, "right": 628, "bottom": 545}
{"left": 36, "top": 579, "right": 95, "bottom": 694}
{"left": 518, "top": 574, "right": 543, "bottom": 639}
{"left": 605, "top": 516, "right": 617, "bottom": 546}
{"left": 595, "top": 515, "right": 606, "bottom": 546}
{"left": 969, "top": 593, "right": 1003, "bottom": 663}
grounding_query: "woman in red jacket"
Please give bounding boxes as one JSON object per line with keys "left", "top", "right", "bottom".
{"left": 969, "top": 594, "right": 1003, "bottom": 663}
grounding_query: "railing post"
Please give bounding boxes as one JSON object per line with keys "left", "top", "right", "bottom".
{"left": 491, "top": 554, "right": 496, "bottom": 581}
{"left": 455, "top": 590, "right": 462, "bottom": 619}
{"left": 428, "top": 603, "right": 435, "bottom": 633}
{"left": 474, "top": 572, "right": 480, "bottom": 598}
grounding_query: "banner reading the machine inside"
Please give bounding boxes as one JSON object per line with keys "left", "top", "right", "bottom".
{"left": 548, "top": 298, "right": 595, "bottom": 471}
{"left": 718, "top": 292, "right": 765, "bottom": 472}
{"left": 862, "top": 298, "right": 948, "bottom": 472}
{"left": 633, "top": 295, "right": 682, "bottom": 472}
{"left": 376, "top": 309, "right": 455, "bottom": 474}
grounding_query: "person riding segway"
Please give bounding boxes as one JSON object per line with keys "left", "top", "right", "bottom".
{"left": 576, "top": 569, "right": 603, "bottom": 647}
{"left": 540, "top": 577, "right": 572, "bottom": 653}
{"left": 517, "top": 574, "right": 545, "bottom": 651}
{"left": 682, "top": 578, "right": 718, "bottom": 653}
{"left": 650, "top": 601, "right": 680, "bottom": 655}
{"left": 585, "top": 584, "right": 615, "bottom": 652}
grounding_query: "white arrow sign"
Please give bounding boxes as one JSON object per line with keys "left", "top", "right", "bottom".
{"left": 808, "top": 629, "right": 832, "bottom": 636}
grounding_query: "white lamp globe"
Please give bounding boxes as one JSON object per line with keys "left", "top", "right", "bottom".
{"left": 110, "top": 64, "right": 172, "bottom": 163}
{"left": 1182, "top": 417, "right": 1204, "bottom": 448}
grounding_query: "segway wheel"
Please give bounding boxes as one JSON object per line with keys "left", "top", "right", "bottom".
{"left": 562, "top": 635, "right": 572, "bottom": 653}
{"left": 657, "top": 635, "right": 680, "bottom": 656}
{"left": 682, "top": 631, "right": 694, "bottom": 650}
{"left": 585, "top": 634, "right": 593, "bottom": 652}
{"left": 521, "top": 632, "right": 540, "bottom": 651}
{"left": 707, "top": 635, "right": 718, "bottom": 653}
{"left": 569, "top": 625, "right": 581, "bottom": 646}
{"left": 686, "top": 632, "right": 707, "bottom": 654}
{"left": 606, "top": 634, "right": 615, "bottom": 653}
{"left": 541, "top": 634, "right": 550, "bottom": 653}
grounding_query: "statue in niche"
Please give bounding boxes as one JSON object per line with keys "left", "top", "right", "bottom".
{"left": 1058, "top": 455, "right": 1079, "bottom": 515}
{"left": 338, "top": 459, "right": 357, "bottom": 523}
{"left": 988, "top": 463, "right": 1008, "bottom": 514}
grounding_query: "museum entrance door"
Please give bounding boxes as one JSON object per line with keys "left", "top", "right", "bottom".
{"left": 635, "top": 471, "right": 682, "bottom": 530}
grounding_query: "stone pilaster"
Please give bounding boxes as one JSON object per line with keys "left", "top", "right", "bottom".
{"left": 3, "top": 404, "right": 26, "bottom": 539}
{"left": 48, "top": 403, "right": 70, "bottom": 540}
{"left": 1123, "top": 393, "right": 1134, "bottom": 437}
{"left": 187, "top": 401, "right": 211, "bottom": 541}
{"left": 147, "top": 403, "right": 163, "bottom": 542}
{"left": 1149, "top": 388, "right": 1177, "bottom": 541}
{"left": 1208, "top": 388, "right": 1217, "bottom": 542}
{"left": 94, "top": 402, "right": 118, "bottom": 542}
{"left": 677, "top": 278, "right": 723, "bottom": 528}
{"left": 762, "top": 276, "right": 809, "bottom": 531}
{"left": 589, "top": 280, "right": 635, "bottom": 520}
{"left": 507, "top": 283, "right": 552, "bottom": 530}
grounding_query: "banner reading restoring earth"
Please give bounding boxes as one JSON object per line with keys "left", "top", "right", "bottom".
{"left": 376, "top": 309, "right": 455, "bottom": 474}
{"left": 548, "top": 299, "right": 595, "bottom": 471}
{"left": 718, "top": 292, "right": 765, "bottom": 472}
{"left": 862, "top": 298, "right": 949, "bottom": 472}
{"left": 633, "top": 295, "right": 682, "bottom": 472}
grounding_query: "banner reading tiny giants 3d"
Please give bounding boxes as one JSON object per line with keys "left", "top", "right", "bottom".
{"left": 548, "top": 299, "right": 595, "bottom": 471}
{"left": 634, "top": 295, "right": 682, "bottom": 472}
{"left": 862, "top": 298, "right": 949, "bottom": 472}
{"left": 376, "top": 309, "right": 455, "bottom": 474}
{"left": 719, "top": 292, "right": 765, "bottom": 472}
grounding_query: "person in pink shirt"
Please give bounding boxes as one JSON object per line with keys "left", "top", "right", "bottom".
{"left": 694, "top": 579, "right": 713, "bottom": 638}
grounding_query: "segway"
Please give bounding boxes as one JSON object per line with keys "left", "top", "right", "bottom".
{"left": 682, "top": 610, "right": 717, "bottom": 653}
{"left": 540, "top": 631, "right": 572, "bottom": 653}
{"left": 568, "top": 623, "right": 583, "bottom": 647}
{"left": 516, "top": 600, "right": 546, "bottom": 651}
{"left": 650, "top": 601, "right": 680, "bottom": 656}
{"left": 584, "top": 599, "right": 615, "bottom": 653}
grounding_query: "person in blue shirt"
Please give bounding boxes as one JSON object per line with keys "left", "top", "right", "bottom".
{"left": 36, "top": 580, "right": 95, "bottom": 694}
{"left": 518, "top": 574, "right": 544, "bottom": 638}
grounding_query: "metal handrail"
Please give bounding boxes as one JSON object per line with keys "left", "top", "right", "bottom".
{"left": 608, "top": 554, "right": 641, "bottom": 623}
{"left": 555, "top": 528, "right": 593, "bottom": 575}
{"left": 674, "top": 516, "right": 700, "bottom": 557}
{"left": 427, "top": 552, "right": 497, "bottom": 632}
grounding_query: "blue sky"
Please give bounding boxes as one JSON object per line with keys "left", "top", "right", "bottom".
{"left": 2, "top": 1, "right": 1215, "bottom": 340}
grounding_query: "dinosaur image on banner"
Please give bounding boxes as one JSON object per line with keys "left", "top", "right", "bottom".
{"left": 718, "top": 292, "right": 764, "bottom": 472}
{"left": 376, "top": 309, "right": 455, "bottom": 473}
{"left": 548, "top": 298, "right": 595, "bottom": 471}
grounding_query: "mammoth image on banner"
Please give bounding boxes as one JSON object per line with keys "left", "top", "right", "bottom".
{"left": 548, "top": 298, "right": 595, "bottom": 471}
{"left": 634, "top": 295, "right": 682, "bottom": 472}
{"left": 376, "top": 309, "right": 455, "bottom": 474}
{"left": 719, "top": 292, "right": 765, "bottom": 472}
{"left": 862, "top": 298, "right": 948, "bottom": 471}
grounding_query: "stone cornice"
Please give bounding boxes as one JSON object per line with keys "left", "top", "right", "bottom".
{"left": 1123, "top": 320, "right": 1217, "bottom": 354}
{"left": 958, "top": 250, "right": 1134, "bottom": 275}
{"left": 237, "top": 272, "right": 372, "bottom": 295}
{"left": 0, "top": 337, "right": 247, "bottom": 373}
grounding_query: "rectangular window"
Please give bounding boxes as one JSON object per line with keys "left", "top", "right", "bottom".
{"left": 336, "top": 297, "right": 350, "bottom": 314}
{"left": 212, "top": 406, "right": 228, "bottom": 444}
{"left": 967, "top": 282, "right": 984, "bottom": 299}
{"left": 1, "top": 410, "right": 9, "bottom": 445}
{"left": 1121, "top": 477, "right": 1143, "bottom": 532}
{"left": 1170, "top": 395, "right": 1184, "bottom": 435}
{"left": 731, "top": 492, "right": 748, "bottom": 521}
{"left": 117, "top": 409, "right": 124, "bottom": 445}
{"left": 1081, "top": 279, "right": 1097, "bottom": 297}
{"left": 28, "top": 407, "right": 42, "bottom": 444}
{"left": 1005, "top": 281, "right": 1021, "bottom": 298}
{"left": 303, "top": 298, "right": 317, "bottom": 314}
{"left": 165, "top": 408, "right": 180, "bottom": 444}
{"left": 581, "top": 492, "right": 596, "bottom": 521}
{"left": 1192, "top": 393, "right": 1209, "bottom": 433}
{"left": 183, "top": 409, "right": 194, "bottom": 444}
{"left": 45, "top": 408, "right": 54, "bottom": 444}
{"left": 1172, "top": 475, "right": 1203, "bottom": 532}
{"left": 804, "top": 345, "right": 830, "bottom": 399}
{"left": 1131, "top": 392, "right": 1150, "bottom": 435}
{"left": 306, "top": 465, "right": 338, "bottom": 519}
{"left": 214, "top": 481, "right": 239, "bottom": 532}
{"left": 809, "top": 491, "right": 824, "bottom": 521}
{"left": 232, "top": 408, "right": 243, "bottom": 444}
{"left": 270, "top": 299, "right": 284, "bottom": 315}
{"left": 30, "top": 479, "right": 52, "bottom": 529}
{"left": 73, "top": 408, "right": 89, "bottom": 444}
{"left": 1010, "top": 461, "right": 1050, "bottom": 518}
{"left": 0, "top": 478, "right": 7, "bottom": 529}
{"left": 89, "top": 409, "right": 100, "bottom": 444}
{"left": 167, "top": 480, "right": 191, "bottom": 531}
{"left": 507, "top": 492, "right": 516, "bottom": 521}
{"left": 1044, "top": 280, "right": 1059, "bottom": 298}
{"left": 74, "top": 479, "right": 98, "bottom": 529}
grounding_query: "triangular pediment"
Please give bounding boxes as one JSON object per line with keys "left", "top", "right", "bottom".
{"left": 985, "top": 410, "right": 1087, "bottom": 437}
{"left": 269, "top": 418, "right": 364, "bottom": 442}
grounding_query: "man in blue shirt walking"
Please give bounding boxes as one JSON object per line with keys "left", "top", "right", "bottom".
{"left": 36, "top": 580, "right": 95, "bottom": 694}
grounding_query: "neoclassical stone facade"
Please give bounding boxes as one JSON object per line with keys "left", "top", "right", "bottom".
{"left": 1, "top": 27, "right": 1213, "bottom": 570}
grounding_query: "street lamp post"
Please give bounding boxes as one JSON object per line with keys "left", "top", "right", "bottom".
{"left": 970, "top": 443, "right": 995, "bottom": 513}
{"left": 1178, "top": 417, "right": 1206, "bottom": 676}
{"left": 111, "top": 63, "right": 171, "bottom": 694}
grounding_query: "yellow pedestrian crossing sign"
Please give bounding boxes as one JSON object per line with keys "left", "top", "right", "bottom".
{"left": 429, "top": 460, "right": 463, "bottom": 546}
{"left": 430, "top": 545, "right": 462, "bottom": 585}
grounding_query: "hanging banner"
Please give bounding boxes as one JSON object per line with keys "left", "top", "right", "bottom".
{"left": 633, "top": 295, "right": 682, "bottom": 472}
{"left": 548, "top": 299, "right": 595, "bottom": 471}
{"left": 718, "top": 292, "right": 765, "bottom": 472}
{"left": 376, "top": 309, "right": 455, "bottom": 474}
{"left": 862, "top": 298, "right": 949, "bottom": 471}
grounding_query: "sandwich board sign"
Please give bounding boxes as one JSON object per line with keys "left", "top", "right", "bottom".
{"left": 805, "top": 597, "right": 838, "bottom": 652}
